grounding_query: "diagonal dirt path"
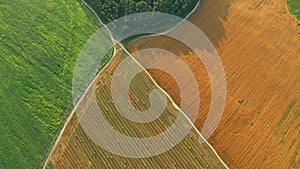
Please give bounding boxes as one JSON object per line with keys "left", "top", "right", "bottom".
{"left": 42, "top": 0, "right": 229, "bottom": 168}
{"left": 128, "top": 0, "right": 300, "bottom": 168}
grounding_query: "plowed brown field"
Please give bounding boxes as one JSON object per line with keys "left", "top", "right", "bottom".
{"left": 47, "top": 48, "right": 228, "bottom": 168}
{"left": 128, "top": 0, "right": 300, "bottom": 168}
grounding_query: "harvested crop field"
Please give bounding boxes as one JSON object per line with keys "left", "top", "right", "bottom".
{"left": 47, "top": 47, "right": 228, "bottom": 169}
{"left": 127, "top": 0, "right": 300, "bottom": 168}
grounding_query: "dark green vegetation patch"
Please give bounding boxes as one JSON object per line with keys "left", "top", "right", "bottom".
{"left": 0, "top": 0, "right": 102, "bottom": 168}
{"left": 287, "top": 0, "right": 300, "bottom": 20}
{"left": 85, "top": 0, "right": 200, "bottom": 23}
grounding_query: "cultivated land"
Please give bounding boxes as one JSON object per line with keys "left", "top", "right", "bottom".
{"left": 0, "top": 0, "right": 101, "bottom": 168}
{"left": 47, "top": 47, "right": 228, "bottom": 169}
{"left": 128, "top": 0, "right": 300, "bottom": 168}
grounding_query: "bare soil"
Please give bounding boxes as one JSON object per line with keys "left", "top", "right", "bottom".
{"left": 48, "top": 48, "right": 227, "bottom": 168}
{"left": 127, "top": 0, "right": 300, "bottom": 168}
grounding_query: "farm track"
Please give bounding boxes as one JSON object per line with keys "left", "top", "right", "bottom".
{"left": 128, "top": 0, "right": 300, "bottom": 168}
{"left": 43, "top": 0, "right": 229, "bottom": 168}
{"left": 48, "top": 48, "right": 228, "bottom": 168}
{"left": 0, "top": 0, "right": 104, "bottom": 168}
{"left": 41, "top": 1, "right": 117, "bottom": 167}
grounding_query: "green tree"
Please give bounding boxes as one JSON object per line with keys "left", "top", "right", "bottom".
{"left": 86, "top": 0, "right": 199, "bottom": 23}
{"left": 136, "top": 1, "right": 149, "bottom": 12}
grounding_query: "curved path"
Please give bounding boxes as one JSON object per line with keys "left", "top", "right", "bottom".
{"left": 42, "top": 1, "right": 228, "bottom": 168}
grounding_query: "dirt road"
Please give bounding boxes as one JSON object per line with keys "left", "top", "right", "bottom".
{"left": 128, "top": 0, "right": 300, "bottom": 168}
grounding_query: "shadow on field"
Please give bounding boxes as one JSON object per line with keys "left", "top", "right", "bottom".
{"left": 127, "top": 0, "right": 237, "bottom": 53}
{"left": 188, "top": 0, "right": 238, "bottom": 47}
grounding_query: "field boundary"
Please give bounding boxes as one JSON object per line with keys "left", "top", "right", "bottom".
{"left": 120, "top": 46, "right": 229, "bottom": 169}
{"left": 41, "top": 0, "right": 117, "bottom": 168}
{"left": 42, "top": 0, "right": 228, "bottom": 168}
{"left": 127, "top": 0, "right": 202, "bottom": 44}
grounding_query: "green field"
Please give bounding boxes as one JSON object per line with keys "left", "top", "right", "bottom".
{"left": 0, "top": 0, "right": 102, "bottom": 168}
{"left": 287, "top": 0, "right": 300, "bottom": 20}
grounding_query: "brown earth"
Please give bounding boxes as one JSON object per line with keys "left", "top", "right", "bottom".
{"left": 127, "top": 0, "right": 300, "bottom": 168}
{"left": 48, "top": 48, "right": 227, "bottom": 168}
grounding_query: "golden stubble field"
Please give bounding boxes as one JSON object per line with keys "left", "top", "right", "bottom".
{"left": 127, "top": 0, "right": 300, "bottom": 168}
{"left": 48, "top": 48, "right": 227, "bottom": 168}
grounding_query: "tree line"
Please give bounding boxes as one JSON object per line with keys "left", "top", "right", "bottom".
{"left": 85, "top": 0, "right": 199, "bottom": 23}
